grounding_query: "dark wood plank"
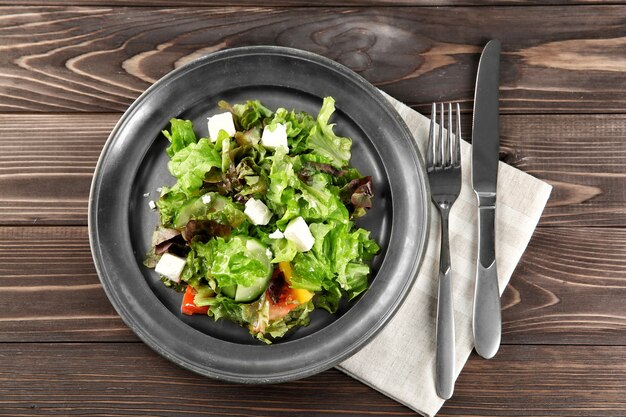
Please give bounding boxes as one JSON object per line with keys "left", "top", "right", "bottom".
{"left": 502, "top": 227, "right": 626, "bottom": 344}
{"left": 1, "top": 226, "right": 625, "bottom": 344}
{"left": 0, "top": 114, "right": 114, "bottom": 225}
{"left": 0, "top": 343, "right": 622, "bottom": 416}
{"left": 440, "top": 345, "right": 626, "bottom": 416}
{"left": 3, "top": 6, "right": 626, "bottom": 113}
{"left": 0, "top": 226, "right": 135, "bottom": 342}
{"left": 3, "top": 113, "right": 626, "bottom": 227}
{"left": 3, "top": 0, "right": 622, "bottom": 5}
{"left": 501, "top": 114, "right": 626, "bottom": 227}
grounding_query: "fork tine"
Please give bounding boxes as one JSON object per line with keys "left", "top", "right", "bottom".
{"left": 444, "top": 103, "right": 452, "bottom": 167}
{"left": 436, "top": 103, "right": 443, "bottom": 167}
{"left": 427, "top": 103, "right": 436, "bottom": 169}
{"left": 453, "top": 103, "right": 461, "bottom": 167}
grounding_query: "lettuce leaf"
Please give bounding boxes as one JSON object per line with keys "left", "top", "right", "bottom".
{"left": 266, "top": 148, "right": 297, "bottom": 206}
{"left": 180, "top": 241, "right": 213, "bottom": 287}
{"left": 203, "top": 295, "right": 249, "bottom": 325}
{"left": 222, "top": 100, "right": 273, "bottom": 131}
{"left": 162, "top": 118, "right": 197, "bottom": 157}
{"left": 209, "top": 237, "right": 271, "bottom": 288}
{"left": 168, "top": 138, "right": 221, "bottom": 195}
{"left": 306, "top": 97, "right": 351, "bottom": 168}
{"left": 164, "top": 192, "right": 246, "bottom": 229}
{"left": 270, "top": 238, "right": 298, "bottom": 263}
{"left": 315, "top": 282, "right": 342, "bottom": 314}
{"left": 260, "top": 301, "right": 315, "bottom": 342}
{"left": 289, "top": 220, "right": 379, "bottom": 300}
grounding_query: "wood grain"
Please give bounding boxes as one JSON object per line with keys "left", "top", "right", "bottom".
{"left": 0, "top": 114, "right": 114, "bottom": 225}
{"left": 3, "top": 0, "right": 621, "bottom": 5}
{"left": 3, "top": 6, "right": 626, "bottom": 113}
{"left": 500, "top": 114, "right": 626, "bottom": 227}
{"left": 442, "top": 345, "right": 626, "bottom": 416}
{"left": 501, "top": 227, "right": 626, "bottom": 344}
{"left": 0, "top": 226, "right": 135, "bottom": 342}
{"left": 0, "top": 343, "right": 622, "bottom": 416}
{"left": 1, "top": 226, "right": 624, "bottom": 344}
{"left": 4, "top": 113, "right": 626, "bottom": 227}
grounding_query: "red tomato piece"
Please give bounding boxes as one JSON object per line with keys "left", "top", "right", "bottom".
{"left": 181, "top": 285, "right": 209, "bottom": 316}
{"left": 266, "top": 267, "right": 298, "bottom": 321}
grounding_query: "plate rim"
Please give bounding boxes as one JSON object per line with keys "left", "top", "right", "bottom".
{"left": 89, "top": 45, "right": 430, "bottom": 383}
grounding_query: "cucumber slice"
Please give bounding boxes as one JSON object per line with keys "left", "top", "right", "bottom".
{"left": 174, "top": 197, "right": 207, "bottom": 228}
{"left": 221, "top": 285, "right": 237, "bottom": 298}
{"left": 173, "top": 193, "right": 230, "bottom": 228}
{"left": 234, "top": 277, "right": 269, "bottom": 302}
{"left": 219, "top": 238, "right": 273, "bottom": 302}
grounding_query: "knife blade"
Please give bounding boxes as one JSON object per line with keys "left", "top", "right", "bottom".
{"left": 471, "top": 39, "right": 502, "bottom": 359}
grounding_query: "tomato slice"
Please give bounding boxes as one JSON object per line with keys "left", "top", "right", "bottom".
{"left": 181, "top": 285, "right": 209, "bottom": 316}
{"left": 266, "top": 267, "right": 298, "bottom": 321}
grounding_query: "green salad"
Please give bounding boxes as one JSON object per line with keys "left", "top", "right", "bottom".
{"left": 145, "top": 97, "right": 379, "bottom": 343}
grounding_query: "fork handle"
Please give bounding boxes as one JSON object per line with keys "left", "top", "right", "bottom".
{"left": 436, "top": 210, "right": 455, "bottom": 400}
{"left": 473, "top": 203, "right": 501, "bottom": 359}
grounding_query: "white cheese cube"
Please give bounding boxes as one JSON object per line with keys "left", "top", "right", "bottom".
{"left": 208, "top": 112, "right": 236, "bottom": 142}
{"left": 284, "top": 216, "right": 314, "bottom": 252}
{"left": 268, "top": 229, "right": 284, "bottom": 239}
{"left": 244, "top": 198, "right": 272, "bottom": 225}
{"left": 201, "top": 194, "right": 212, "bottom": 205}
{"left": 154, "top": 253, "right": 186, "bottom": 283}
{"left": 148, "top": 200, "right": 156, "bottom": 210}
{"left": 261, "top": 123, "right": 288, "bottom": 151}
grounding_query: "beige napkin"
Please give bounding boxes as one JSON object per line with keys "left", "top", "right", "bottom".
{"left": 337, "top": 92, "right": 552, "bottom": 416}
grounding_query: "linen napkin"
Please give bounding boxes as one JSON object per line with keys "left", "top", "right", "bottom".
{"left": 337, "top": 92, "right": 552, "bottom": 416}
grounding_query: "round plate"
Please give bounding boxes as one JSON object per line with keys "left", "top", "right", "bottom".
{"left": 89, "top": 46, "right": 429, "bottom": 383}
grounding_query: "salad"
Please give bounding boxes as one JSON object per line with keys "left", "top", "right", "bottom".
{"left": 145, "top": 97, "right": 379, "bottom": 343}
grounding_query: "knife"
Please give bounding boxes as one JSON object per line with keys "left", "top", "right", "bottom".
{"left": 471, "top": 39, "right": 502, "bottom": 359}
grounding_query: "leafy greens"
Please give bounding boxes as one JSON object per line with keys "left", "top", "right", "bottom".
{"left": 147, "top": 97, "right": 379, "bottom": 343}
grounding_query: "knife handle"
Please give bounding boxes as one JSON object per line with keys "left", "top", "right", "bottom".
{"left": 473, "top": 195, "right": 501, "bottom": 359}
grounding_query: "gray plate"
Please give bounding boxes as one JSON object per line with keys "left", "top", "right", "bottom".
{"left": 89, "top": 46, "right": 429, "bottom": 383}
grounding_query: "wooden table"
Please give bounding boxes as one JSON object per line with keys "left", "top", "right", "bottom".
{"left": 2, "top": 2, "right": 625, "bottom": 416}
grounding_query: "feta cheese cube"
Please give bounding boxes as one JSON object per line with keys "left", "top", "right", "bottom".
{"left": 208, "top": 112, "right": 236, "bottom": 142}
{"left": 154, "top": 253, "right": 186, "bottom": 283}
{"left": 266, "top": 248, "right": 273, "bottom": 259}
{"left": 284, "top": 216, "right": 314, "bottom": 252}
{"left": 148, "top": 200, "right": 156, "bottom": 210}
{"left": 268, "top": 229, "right": 284, "bottom": 239}
{"left": 261, "top": 123, "right": 288, "bottom": 151}
{"left": 201, "top": 194, "right": 212, "bottom": 205}
{"left": 244, "top": 198, "right": 272, "bottom": 225}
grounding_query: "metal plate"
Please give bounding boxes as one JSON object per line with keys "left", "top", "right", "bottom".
{"left": 89, "top": 46, "right": 429, "bottom": 383}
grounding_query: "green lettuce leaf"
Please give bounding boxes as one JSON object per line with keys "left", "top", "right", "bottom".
{"left": 306, "top": 97, "right": 352, "bottom": 168}
{"left": 180, "top": 241, "right": 213, "bottom": 287}
{"left": 260, "top": 301, "right": 315, "bottom": 342}
{"left": 168, "top": 138, "right": 221, "bottom": 195}
{"left": 224, "top": 100, "right": 273, "bottom": 131}
{"left": 270, "top": 238, "right": 298, "bottom": 263}
{"left": 267, "top": 107, "right": 316, "bottom": 154}
{"left": 314, "top": 282, "right": 342, "bottom": 314}
{"left": 203, "top": 295, "right": 249, "bottom": 325}
{"left": 209, "top": 237, "right": 271, "bottom": 288}
{"left": 266, "top": 148, "right": 297, "bottom": 206}
{"left": 162, "top": 118, "right": 197, "bottom": 157}
{"left": 343, "top": 263, "right": 370, "bottom": 300}
{"left": 156, "top": 186, "right": 189, "bottom": 227}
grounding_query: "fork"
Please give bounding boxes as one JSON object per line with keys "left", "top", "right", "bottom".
{"left": 427, "top": 102, "right": 462, "bottom": 400}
